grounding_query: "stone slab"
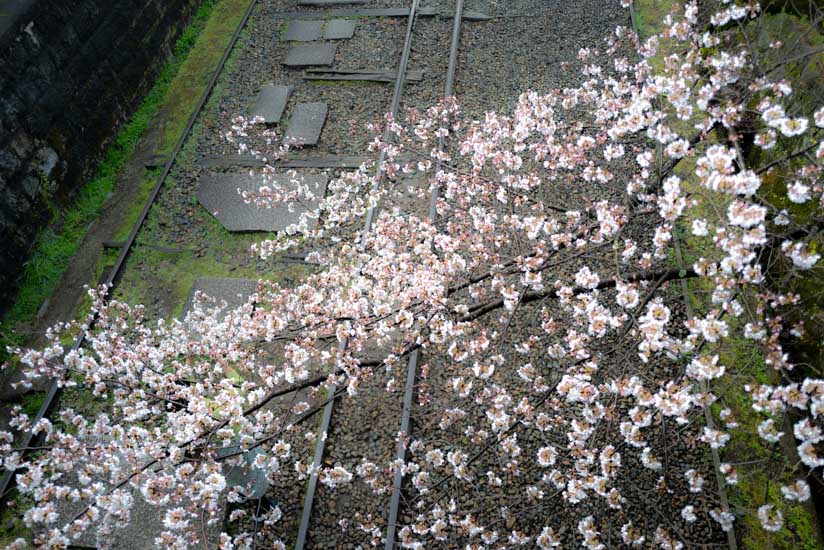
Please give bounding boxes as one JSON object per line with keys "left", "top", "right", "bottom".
{"left": 283, "top": 43, "right": 337, "bottom": 67}
{"left": 183, "top": 277, "right": 259, "bottom": 318}
{"left": 283, "top": 102, "right": 328, "bottom": 147}
{"left": 251, "top": 84, "right": 293, "bottom": 124}
{"left": 284, "top": 19, "right": 323, "bottom": 41}
{"left": 323, "top": 19, "right": 356, "bottom": 39}
{"left": 198, "top": 172, "right": 328, "bottom": 232}
{"left": 52, "top": 466, "right": 223, "bottom": 549}
{"left": 217, "top": 445, "right": 269, "bottom": 501}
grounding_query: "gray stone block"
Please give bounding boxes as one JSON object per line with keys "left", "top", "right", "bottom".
{"left": 183, "top": 277, "right": 259, "bottom": 318}
{"left": 284, "top": 19, "right": 323, "bottom": 41}
{"left": 283, "top": 102, "right": 328, "bottom": 147}
{"left": 217, "top": 445, "right": 269, "bottom": 501}
{"left": 324, "top": 19, "right": 357, "bottom": 39}
{"left": 198, "top": 172, "right": 328, "bottom": 232}
{"left": 251, "top": 84, "right": 292, "bottom": 124}
{"left": 283, "top": 43, "right": 337, "bottom": 67}
{"left": 52, "top": 469, "right": 223, "bottom": 549}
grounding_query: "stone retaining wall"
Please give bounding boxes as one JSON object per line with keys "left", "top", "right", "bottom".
{"left": 0, "top": 0, "right": 202, "bottom": 312}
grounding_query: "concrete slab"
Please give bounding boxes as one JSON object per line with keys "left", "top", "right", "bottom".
{"left": 284, "top": 19, "right": 323, "bottom": 41}
{"left": 323, "top": 19, "right": 357, "bottom": 40}
{"left": 251, "top": 84, "right": 292, "bottom": 124}
{"left": 52, "top": 468, "right": 223, "bottom": 549}
{"left": 283, "top": 103, "right": 328, "bottom": 147}
{"left": 183, "top": 277, "right": 259, "bottom": 318}
{"left": 283, "top": 43, "right": 337, "bottom": 67}
{"left": 198, "top": 172, "right": 328, "bottom": 232}
{"left": 217, "top": 446, "right": 269, "bottom": 501}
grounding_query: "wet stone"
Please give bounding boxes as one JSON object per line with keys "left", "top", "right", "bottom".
{"left": 323, "top": 19, "right": 357, "bottom": 40}
{"left": 251, "top": 84, "right": 292, "bottom": 124}
{"left": 183, "top": 277, "right": 259, "bottom": 318}
{"left": 217, "top": 445, "right": 269, "bottom": 501}
{"left": 285, "top": 19, "right": 323, "bottom": 42}
{"left": 283, "top": 102, "right": 328, "bottom": 147}
{"left": 283, "top": 43, "right": 337, "bottom": 67}
{"left": 197, "top": 172, "right": 328, "bottom": 232}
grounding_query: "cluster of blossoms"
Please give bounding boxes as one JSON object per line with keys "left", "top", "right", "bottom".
{"left": 2, "top": 0, "right": 824, "bottom": 548}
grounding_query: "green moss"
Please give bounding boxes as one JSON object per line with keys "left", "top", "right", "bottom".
{"left": 748, "top": 12, "right": 824, "bottom": 366}
{"left": 155, "top": 0, "right": 252, "bottom": 154}
{"left": 634, "top": 0, "right": 675, "bottom": 40}
{"left": 736, "top": 476, "right": 820, "bottom": 550}
{"left": 20, "top": 391, "right": 46, "bottom": 418}
{"left": 0, "top": 494, "right": 32, "bottom": 546}
{"left": 637, "top": 1, "right": 823, "bottom": 547}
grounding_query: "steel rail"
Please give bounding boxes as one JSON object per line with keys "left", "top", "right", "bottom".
{"left": 0, "top": 0, "right": 262, "bottom": 505}
{"left": 360, "top": 0, "right": 422, "bottom": 244}
{"left": 385, "top": 1, "right": 464, "bottom": 547}
{"left": 293, "top": 1, "right": 422, "bottom": 548}
{"left": 673, "top": 234, "right": 738, "bottom": 550}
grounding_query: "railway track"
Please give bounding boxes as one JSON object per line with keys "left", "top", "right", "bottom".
{"left": 292, "top": 1, "right": 466, "bottom": 548}
{"left": 384, "top": 1, "right": 463, "bottom": 547}
{"left": 2, "top": 1, "right": 740, "bottom": 548}
{"left": 293, "top": 0, "right": 422, "bottom": 546}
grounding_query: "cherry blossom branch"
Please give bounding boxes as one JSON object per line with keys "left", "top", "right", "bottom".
{"left": 461, "top": 267, "right": 698, "bottom": 322}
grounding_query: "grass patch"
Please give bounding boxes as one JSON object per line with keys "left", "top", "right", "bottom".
{"left": 20, "top": 391, "right": 46, "bottom": 418}
{"left": 0, "top": 0, "right": 253, "bottom": 359}
{"left": 155, "top": 0, "right": 252, "bottom": 154}
{"left": 0, "top": 494, "right": 32, "bottom": 546}
{"left": 110, "top": 0, "right": 251, "bottom": 251}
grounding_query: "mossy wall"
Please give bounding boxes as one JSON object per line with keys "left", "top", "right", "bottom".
{"left": 0, "top": 0, "right": 202, "bottom": 314}
{"left": 635, "top": 1, "right": 823, "bottom": 547}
